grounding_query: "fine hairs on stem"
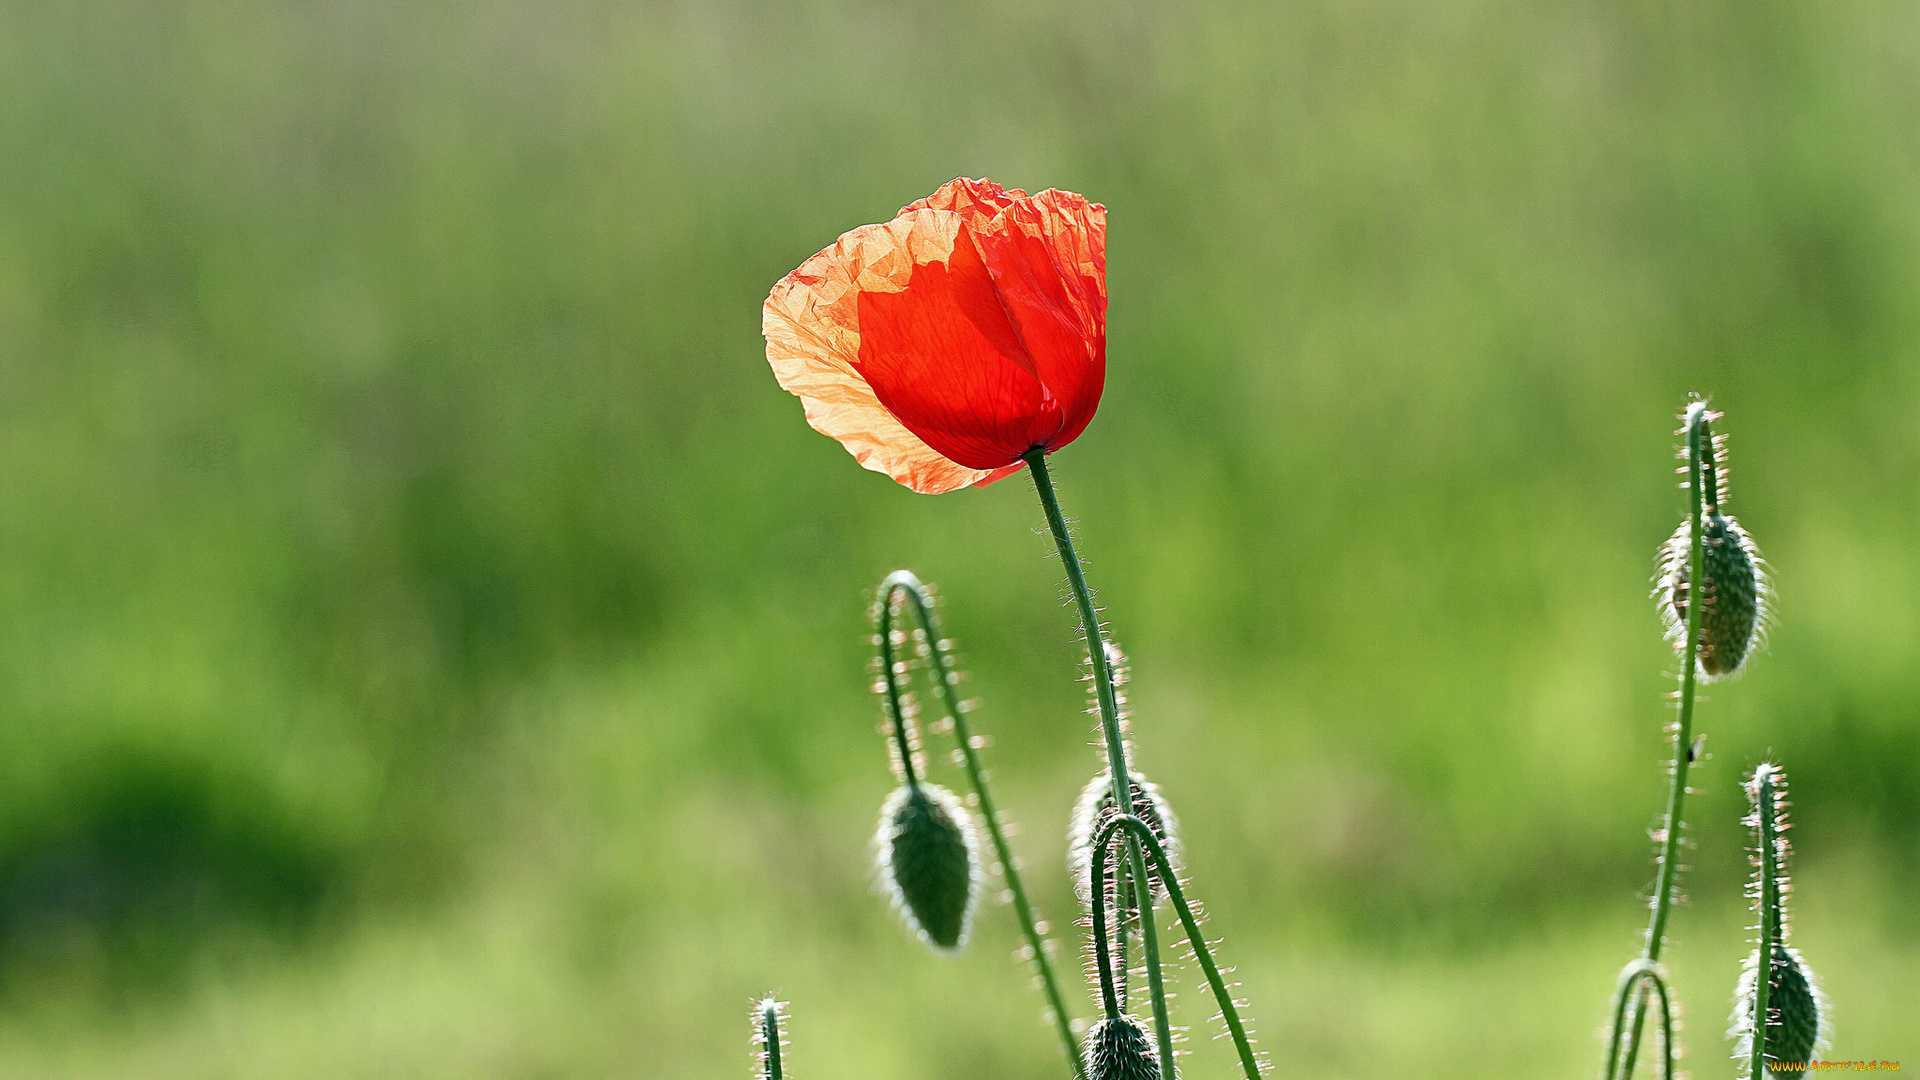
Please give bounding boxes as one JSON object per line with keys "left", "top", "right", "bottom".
{"left": 753, "top": 998, "right": 787, "bottom": 1080}
{"left": 1602, "top": 963, "right": 1675, "bottom": 1080}
{"left": 1609, "top": 398, "right": 1773, "bottom": 1080}
{"left": 1025, "top": 447, "right": 1265, "bottom": 1080}
{"left": 874, "top": 571, "right": 1085, "bottom": 1078}
{"left": 1734, "top": 763, "right": 1827, "bottom": 1077}
{"left": 1747, "top": 766, "right": 1781, "bottom": 1079}
{"left": 1090, "top": 816, "right": 1264, "bottom": 1080}
{"left": 1609, "top": 401, "right": 1711, "bottom": 1079}
{"left": 1024, "top": 449, "right": 1177, "bottom": 1077}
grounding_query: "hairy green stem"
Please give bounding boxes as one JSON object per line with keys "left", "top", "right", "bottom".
{"left": 758, "top": 1001, "right": 785, "bottom": 1080}
{"left": 1087, "top": 824, "right": 1126, "bottom": 1022}
{"left": 1025, "top": 449, "right": 1176, "bottom": 1076}
{"left": 876, "top": 586, "right": 921, "bottom": 789}
{"left": 1751, "top": 767, "right": 1780, "bottom": 1080}
{"left": 1095, "top": 816, "right": 1264, "bottom": 1080}
{"left": 1602, "top": 962, "right": 1674, "bottom": 1080}
{"left": 1617, "top": 403, "right": 1712, "bottom": 1078}
{"left": 879, "top": 570, "right": 1085, "bottom": 1080}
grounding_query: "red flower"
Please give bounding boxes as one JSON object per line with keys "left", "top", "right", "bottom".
{"left": 764, "top": 178, "right": 1107, "bottom": 494}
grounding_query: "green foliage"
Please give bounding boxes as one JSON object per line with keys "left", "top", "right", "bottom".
{"left": 0, "top": 0, "right": 1914, "bottom": 1075}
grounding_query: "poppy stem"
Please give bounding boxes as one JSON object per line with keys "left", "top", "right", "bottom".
{"left": 1027, "top": 450, "right": 1209, "bottom": 1080}
{"left": 1601, "top": 962, "right": 1675, "bottom": 1080}
{"left": 1750, "top": 765, "right": 1781, "bottom": 1080}
{"left": 1613, "top": 403, "right": 1712, "bottom": 1080}
{"left": 756, "top": 999, "right": 786, "bottom": 1080}
{"left": 1087, "top": 821, "right": 1126, "bottom": 1023}
{"left": 875, "top": 584, "right": 920, "bottom": 789}
{"left": 1095, "top": 816, "right": 1266, "bottom": 1080}
{"left": 878, "top": 570, "right": 1085, "bottom": 1080}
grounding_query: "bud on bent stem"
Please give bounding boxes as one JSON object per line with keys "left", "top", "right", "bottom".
{"left": 1070, "top": 769, "right": 1180, "bottom": 1006}
{"left": 877, "top": 781, "right": 979, "bottom": 952}
{"left": 1735, "top": 763, "right": 1827, "bottom": 1078}
{"left": 1618, "top": 399, "right": 1770, "bottom": 1079}
{"left": 874, "top": 571, "right": 1084, "bottom": 1077}
{"left": 1090, "top": 815, "right": 1265, "bottom": 1080}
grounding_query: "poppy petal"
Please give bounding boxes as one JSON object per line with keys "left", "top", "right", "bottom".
{"left": 971, "top": 462, "right": 1027, "bottom": 487}
{"left": 765, "top": 216, "right": 1010, "bottom": 495}
{"left": 901, "top": 177, "right": 1026, "bottom": 232}
{"left": 850, "top": 210, "right": 1049, "bottom": 470}
{"left": 765, "top": 179, "right": 1104, "bottom": 492}
{"left": 974, "top": 189, "right": 1108, "bottom": 452}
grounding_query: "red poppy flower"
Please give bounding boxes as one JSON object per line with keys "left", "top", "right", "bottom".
{"left": 764, "top": 178, "right": 1107, "bottom": 494}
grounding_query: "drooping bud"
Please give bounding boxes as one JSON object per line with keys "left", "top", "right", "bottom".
{"left": 1083, "top": 1014, "right": 1162, "bottom": 1080}
{"left": 752, "top": 997, "right": 788, "bottom": 1080}
{"left": 1731, "top": 763, "right": 1828, "bottom": 1075}
{"left": 1658, "top": 405, "right": 1770, "bottom": 680}
{"left": 876, "top": 782, "right": 979, "bottom": 953}
{"left": 1070, "top": 770, "right": 1180, "bottom": 1004}
{"left": 1068, "top": 769, "right": 1180, "bottom": 910}
{"left": 1659, "top": 512, "right": 1768, "bottom": 679}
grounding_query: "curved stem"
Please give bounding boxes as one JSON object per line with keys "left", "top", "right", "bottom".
{"left": 1088, "top": 820, "right": 1126, "bottom": 1021}
{"left": 1086, "top": 826, "right": 1167, "bottom": 1039}
{"left": 1751, "top": 767, "right": 1780, "bottom": 1080}
{"left": 879, "top": 571, "right": 1085, "bottom": 1080}
{"left": 875, "top": 586, "right": 920, "bottom": 788}
{"left": 1602, "top": 962, "right": 1674, "bottom": 1080}
{"left": 1620, "top": 403, "right": 1712, "bottom": 1078}
{"left": 1098, "top": 816, "right": 1264, "bottom": 1080}
{"left": 1025, "top": 450, "right": 1177, "bottom": 1076}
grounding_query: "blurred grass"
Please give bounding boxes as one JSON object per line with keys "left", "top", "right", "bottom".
{"left": 0, "top": 0, "right": 1916, "bottom": 1075}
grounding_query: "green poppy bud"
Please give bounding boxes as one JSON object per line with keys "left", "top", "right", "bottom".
{"left": 1659, "top": 511, "right": 1768, "bottom": 679}
{"left": 1083, "top": 1014, "right": 1162, "bottom": 1080}
{"left": 876, "top": 782, "right": 978, "bottom": 952}
{"left": 1068, "top": 769, "right": 1179, "bottom": 910}
{"left": 1732, "top": 764, "right": 1829, "bottom": 1075}
{"left": 1734, "top": 944, "right": 1826, "bottom": 1074}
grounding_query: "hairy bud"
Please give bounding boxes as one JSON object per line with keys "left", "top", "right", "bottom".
{"left": 1734, "top": 944, "right": 1823, "bottom": 1073}
{"left": 1083, "top": 1014, "right": 1162, "bottom": 1080}
{"left": 1068, "top": 770, "right": 1179, "bottom": 910}
{"left": 876, "top": 782, "right": 979, "bottom": 952}
{"left": 1732, "top": 763, "right": 1828, "bottom": 1075}
{"left": 1659, "top": 511, "right": 1767, "bottom": 679}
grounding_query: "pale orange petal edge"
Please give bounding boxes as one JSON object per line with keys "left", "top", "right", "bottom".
{"left": 764, "top": 209, "right": 1022, "bottom": 494}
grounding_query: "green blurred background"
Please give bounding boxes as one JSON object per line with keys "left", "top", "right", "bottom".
{"left": 0, "top": 0, "right": 1915, "bottom": 1076}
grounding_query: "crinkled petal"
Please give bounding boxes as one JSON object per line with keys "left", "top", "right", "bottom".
{"left": 765, "top": 180, "right": 1104, "bottom": 491}
{"left": 765, "top": 213, "right": 1009, "bottom": 494}
{"left": 901, "top": 177, "right": 1026, "bottom": 232}
{"left": 850, "top": 211, "right": 1048, "bottom": 469}
{"left": 975, "top": 189, "right": 1108, "bottom": 452}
